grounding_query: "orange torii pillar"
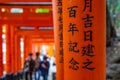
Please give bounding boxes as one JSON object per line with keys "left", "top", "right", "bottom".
{"left": 0, "top": 26, "right": 3, "bottom": 76}
{"left": 63, "top": 0, "right": 106, "bottom": 80}
{"left": 24, "top": 36, "right": 28, "bottom": 60}
{"left": 10, "top": 25, "right": 16, "bottom": 73}
{"left": 24, "top": 36, "right": 31, "bottom": 60}
{"left": 6, "top": 25, "right": 12, "bottom": 73}
{"left": 14, "top": 35, "right": 21, "bottom": 72}
{"left": 17, "top": 36, "right": 21, "bottom": 71}
{"left": 23, "top": 36, "right": 27, "bottom": 60}
{"left": 52, "top": 0, "right": 64, "bottom": 80}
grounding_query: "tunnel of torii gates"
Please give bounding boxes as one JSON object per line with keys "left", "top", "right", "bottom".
{"left": 0, "top": 0, "right": 54, "bottom": 76}
{"left": 0, "top": 0, "right": 106, "bottom": 80}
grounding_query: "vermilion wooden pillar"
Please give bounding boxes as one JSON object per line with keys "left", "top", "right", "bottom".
{"left": 0, "top": 12, "right": 3, "bottom": 77}
{"left": 22, "top": 8, "right": 29, "bottom": 61}
{"left": 23, "top": 36, "right": 26, "bottom": 61}
{"left": 28, "top": 38, "right": 32, "bottom": 55}
{"left": 14, "top": 35, "right": 21, "bottom": 72}
{"left": 14, "top": 35, "right": 18, "bottom": 72}
{"left": 0, "top": 25, "right": 3, "bottom": 76}
{"left": 10, "top": 25, "right": 15, "bottom": 73}
{"left": 17, "top": 35, "right": 21, "bottom": 71}
{"left": 24, "top": 36, "right": 31, "bottom": 60}
{"left": 17, "top": 36, "right": 21, "bottom": 71}
{"left": 6, "top": 25, "right": 12, "bottom": 73}
{"left": 52, "top": 0, "right": 64, "bottom": 80}
{"left": 63, "top": 0, "right": 106, "bottom": 80}
{"left": 24, "top": 36, "right": 28, "bottom": 60}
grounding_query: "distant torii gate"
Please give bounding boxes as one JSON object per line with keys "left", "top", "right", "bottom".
{"left": 0, "top": 0, "right": 53, "bottom": 76}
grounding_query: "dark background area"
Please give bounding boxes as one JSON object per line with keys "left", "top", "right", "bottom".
{"left": 106, "top": 0, "right": 120, "bottom": 80}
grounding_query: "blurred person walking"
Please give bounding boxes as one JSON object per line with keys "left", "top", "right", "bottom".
{"left": 40, "top": 56, "right": 50, "bottom": 80}
{"left": 24, "top": 53, "right": 35, "bottom": 80}
{"left": 34, "top": 52, "right": 41, "bottom": 80}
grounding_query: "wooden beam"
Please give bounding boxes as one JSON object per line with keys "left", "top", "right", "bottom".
{"left": 0, "top": 0, "right": 52, "bottom": 3}
{"left": 16, "top": 30, "right": 54, "bottom": 39}
{"left": 0, "top": 2, "right": 52, "bottom": 6}
{"left": 31, "top": 38, "right": 54, "bottom": 43}
{"left": 0, "top": 20, "right": 53, "bottom": 25}
{"left": 0, "top": 5, "right": 52, "bottom": 8}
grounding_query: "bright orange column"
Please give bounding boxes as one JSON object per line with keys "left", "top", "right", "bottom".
{"left": 52, "top": 0, "right": 64, "bottom": 80}
{"left": 63, "top": 0, "right": 106, "bottom": 80}
{"left": 24, "top": 36, "right": 31, "bottom": 60}
{"left": 14, "top": 35, "right": 18, "bottom": 72}
{"left": 0, "top": 25, "right": 3, "bottom": 76}
{"left": 10, "top": 25, "right": 16, "bottom": 73}
{"left": 18, "top": 36, "right": 21, "bottom": 71}
{"left": 23, "top": 36, "right": 26, "bottom": 60}
{"left": 14, "top": 35, "right": 21, "bottom": 72}
{"left": 28, "top": 38, "right": 32, "bottom": 55}
{"left": 17, "top": 35, "right": 21, "bottom": 71}
{"left": 24, "top": 36, "right": 28, "bottom": 60}
{"left": 6, "top": 25, "right": 12, "bottom": 73}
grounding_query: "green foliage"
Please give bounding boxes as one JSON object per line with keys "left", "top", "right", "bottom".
{"left": 107, "top": 0, "right": 120, "bottom": 28}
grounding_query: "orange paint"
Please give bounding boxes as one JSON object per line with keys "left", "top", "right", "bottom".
{"left": 0, "top": 26, "right": 3, "bottom": 76}
{"left": 24, "top": 37, "right": 31, "bottom": 60}
{"left": 24, "top": 36, "right": 27, "bottom": 60}
{"left": 14, "top": 35, "right": 18, "bottom": 72}
{"left": 6, "top": 25, "right": 12, "bottom": 73}
{"left": 16, "top": 36, "right": 21, "bottom": 71}
{"left": 13, "top": 35, "right": 21, "bottom": 72}
{"left": 10, "top": 25, "right": 16, "bottom": 73}
{"left": 63, "top": 0, "right": 106, "bottom": 80}
{"left": 0, "top": 0, "right": 52, "bottom": 2}
{"left": 52, "top": 0, "right": 64, "bottom": 80}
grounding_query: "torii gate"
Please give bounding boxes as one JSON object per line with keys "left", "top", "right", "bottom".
{"left": 0, "top": 0, "right": 53, "bottom": 75}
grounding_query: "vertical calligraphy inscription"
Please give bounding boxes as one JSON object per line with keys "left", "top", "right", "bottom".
{"left": 68, "top": 41, "right": 79, "bottom": 53}
{"left": 67, "top": 2, "right": 80, "bottom": 71}
{"left": 69, "top": 58, "right": 79, "bottom": 70}
{"left": 82, "top": 14, "right": 94, "bottom": 28}
{"left": 82, "top": 58, "right": 95, "bottom": 70}
{"left": 57, "top": 0, "right": 63, "bottom": 63}
{"left": 82, "top": 44, "right": 95, "bottom": 57}
{"left": 83, "top": 0, "right": 93, "bottom": 12}
{"left": 82, "top": 0, "right": 95, "bottom": 71}
{"left": 68, "top": 23, "right": 78, "bottom": 35}
{"left": 84, "top": 30, "right": 93, "bottom": 42}
{"left": 68, "top": 6, "right": 78, "bottom": 18}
